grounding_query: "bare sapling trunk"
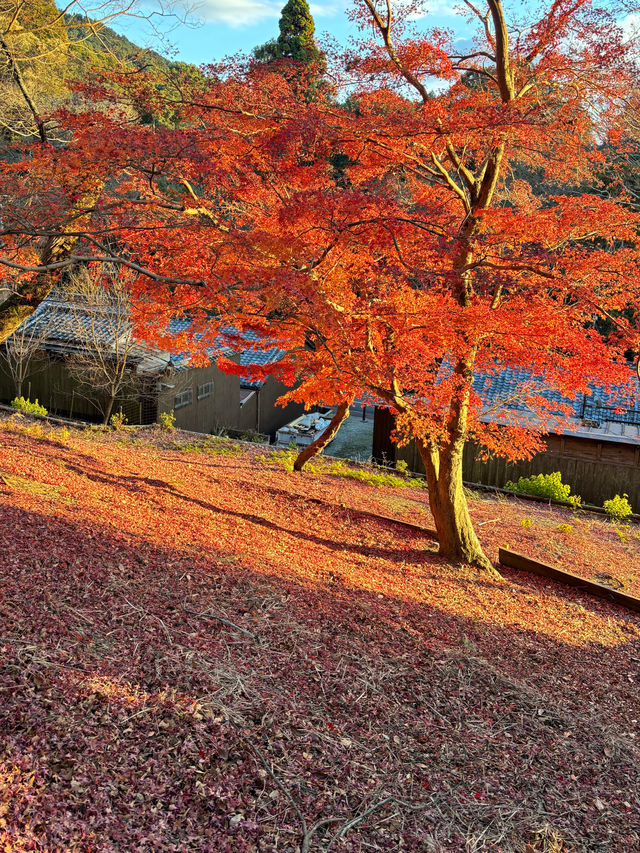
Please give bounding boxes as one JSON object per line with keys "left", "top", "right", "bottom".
{"left": 103, "top": 393, "right": 116, "bottom": 425}
{"left": 294, "top": 401, "right": 350, "bottom": 471}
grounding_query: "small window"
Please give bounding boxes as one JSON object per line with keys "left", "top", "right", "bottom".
{"left": 174, "top": 389, "right": 193, "bottom": 409}
{"left": 197, "top": 381, "right": 214, "bottom": 400}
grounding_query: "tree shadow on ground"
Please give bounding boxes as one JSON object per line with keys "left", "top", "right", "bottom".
{"left": 60, "top": 458, "right": 440, "bottom": 565}
{"left": 1, "top": 501, "right": 640, "bottom": 852}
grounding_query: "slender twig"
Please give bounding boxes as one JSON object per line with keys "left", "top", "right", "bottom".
{"left": 182, "top": 602, "right": 262, "bottom": 644}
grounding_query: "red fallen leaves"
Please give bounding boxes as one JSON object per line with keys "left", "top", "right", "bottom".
{"left": 0, "top": 418, "right": 639, "bottom": 851}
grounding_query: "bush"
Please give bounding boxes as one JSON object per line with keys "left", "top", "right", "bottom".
{"left": 159, "top": 410, "right": 176, "bottom": 431}
{"left": 603, "top": 493, "right": 633, "bottom": 521}
{"left": 109, "top": 411, "right": 128, "bottom": 430}
{"left": 505, "top": 472, "right": 581, "bottom": 508}
{"left": 11, "top": 396, "right": 48, "bottom": 417}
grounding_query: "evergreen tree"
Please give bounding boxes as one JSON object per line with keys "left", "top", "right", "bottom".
{"left": 254, "top": 0, "right": 324, "bottom": 69}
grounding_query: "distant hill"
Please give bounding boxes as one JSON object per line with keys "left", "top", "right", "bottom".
{"left": 63, "top": 13, "right": 173, "bottom": 74}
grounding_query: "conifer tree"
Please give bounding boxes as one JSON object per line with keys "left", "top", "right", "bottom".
{"left": 254, "top": 0, "right": 324, "bottom": 68}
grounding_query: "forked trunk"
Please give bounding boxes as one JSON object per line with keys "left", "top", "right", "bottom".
{"left": 294, "top": 401, "right": 350, "bottom": 471}
{"left": 417, "top": 439, "right": 498, "bottom": 575}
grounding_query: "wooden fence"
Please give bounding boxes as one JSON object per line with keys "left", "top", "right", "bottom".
{"left": 372, "top": 406, "right": 640, "bottom": 512}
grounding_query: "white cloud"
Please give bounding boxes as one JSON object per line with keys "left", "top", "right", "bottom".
{"left": 194, "top": 0, "right": 282, "bottom": 26}
{"left": 621, "top": 13, "right": 640, "bottom": 43}
{"left": 309, "top": 1, "right": 342, "bottom": 18}
{"left": 193, "top": 0, "right": 457, "bottom": 28}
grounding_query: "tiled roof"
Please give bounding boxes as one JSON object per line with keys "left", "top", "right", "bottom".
{"left": 472, "top": 367, "right": 573, "bottom": 413}
{"left": 239, "top": 346, "right": 286, "bottom": 389}
{"left": 10, "top": 295, "right": 169, "bottom": 373}
{"left": 14, "top": 301, "right": 288, "bottom": 383}
{"left": 473, "top": 365, "right": 640, "bottom": 418}
{"left": 165, "top": 323, "right": 287, "bottom": 385}
{"left": 472, "top": 365, "right": 640, "bottom": 444}
{"left": 20, "top": 296, "right": 119, "bottom": 350}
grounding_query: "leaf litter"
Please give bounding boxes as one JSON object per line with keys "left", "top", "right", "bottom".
{"left": 0, "top": 417, "right": 639, "bottom": 851}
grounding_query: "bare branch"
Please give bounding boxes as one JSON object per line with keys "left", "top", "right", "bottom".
{"left": 361, "top": 0, "right": 430, "bottom": 104}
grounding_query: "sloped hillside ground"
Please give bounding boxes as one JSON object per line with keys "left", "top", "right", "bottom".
{"left": 1, "top": 415, "right": 639, "bottom": 853}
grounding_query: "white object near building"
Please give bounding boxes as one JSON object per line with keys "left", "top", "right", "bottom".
{"left": 275, "top": 410, "right": 334, "bottom": 448}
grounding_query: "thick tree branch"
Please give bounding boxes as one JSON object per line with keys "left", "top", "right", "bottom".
{"left": 487, "top": 0, "right": 515, "bottom": 102}
{"left": 361, "top": 0, "right": 430, "bottom": 104}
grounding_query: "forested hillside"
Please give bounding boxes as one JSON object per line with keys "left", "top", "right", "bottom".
{"left": 0, "top": 0, "right": 176, "bottom": 142}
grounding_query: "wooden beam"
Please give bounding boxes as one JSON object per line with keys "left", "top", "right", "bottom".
{"left": 499, "top": 548, "right": 640, "bottom": 614}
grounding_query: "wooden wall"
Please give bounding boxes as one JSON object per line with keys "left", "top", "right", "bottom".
{"left": 0, "top": 353, "right": 241, "bottom": 432}
{"left": 460, "top": 439, "right": 640, "bottom": 512}
{"left": 0, "top": 353, "right": 139, "bottom": 423}
{"left": 373, "top": 408, "right": 640, "bottom": 511}
{"left": 156, "top": 363, "right": 239, "bottom": 434}
{"left": 257, "top": 377, "right": 306, "bottom": 439}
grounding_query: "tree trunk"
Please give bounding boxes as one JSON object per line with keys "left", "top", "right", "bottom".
{"left": 414, "top": 346, "right": 499, "bottom": 575}
{"left": 294, "top": 402, "right": 350, "bottom": 471}
{"left": 15, "top": 378, "right": 22, "bottom": 399}
{"left": 0, "top": 251, "right": 60, "bottom": 344}
{"left": 417, "top": 437, "right": 498, "bottom": 574}
{"left": 103, "top": 394, "right": 116, "bottom": 426}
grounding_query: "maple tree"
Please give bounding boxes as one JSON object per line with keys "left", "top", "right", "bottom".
{"left": 3, "top": 0, "right": 640, "bottom": 571}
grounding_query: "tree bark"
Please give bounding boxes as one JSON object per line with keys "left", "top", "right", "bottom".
{"left": 414, "top": 348, "right": 499, "bottom": 575}
{"left": 294, "top": 401, "right": 350, "bottom": 471}
{"left": 417, "top": 437, "right": 498, "bottom": 574}
{"left": 103, "top": 394, "right": 116, "bottom": 426}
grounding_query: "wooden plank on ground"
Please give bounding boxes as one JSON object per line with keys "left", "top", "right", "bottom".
{"left": 499, "top": 548, "right": 640, "bottom": 614}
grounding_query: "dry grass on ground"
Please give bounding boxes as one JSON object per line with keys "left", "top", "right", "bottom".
{"left": 1, "top": 416, "right": 639, "bottom": 852}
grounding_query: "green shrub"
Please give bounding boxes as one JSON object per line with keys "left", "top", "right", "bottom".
{"left": 159, "top": 410, "right": 176, "bottom": 431}
{"left": 109, "top": 411, "right": 128, "bottom": 430}
{"left": 11, "top": 396, "right": 48, "bottom": 417}
{"left": 603, "top": 493, "right": 633, "bottom": 521}
{"left": 505, "top": 472, "right": 581, "bottom": 508}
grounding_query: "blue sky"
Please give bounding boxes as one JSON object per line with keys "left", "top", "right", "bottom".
{"left": 116, "top": 0, "right": 465, "bottom": 66}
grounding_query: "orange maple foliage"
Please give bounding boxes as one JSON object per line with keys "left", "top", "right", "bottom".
{"left": 2, "top": 0, "right": 640, "bottom": 570}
